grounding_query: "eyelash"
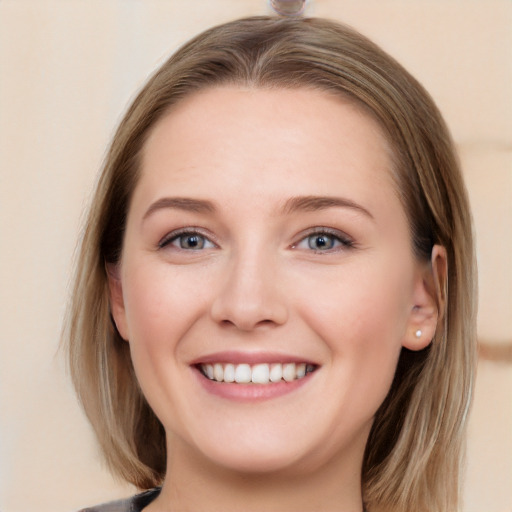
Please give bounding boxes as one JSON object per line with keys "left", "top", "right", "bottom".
{"left": 158, "top": 227, "right": 354, "bottom": 253}
{"left": 158, "top": 228, "right": 216, "bottom": 251}
{"left": 292, "top": 228, "right": 354, "bottom": 253}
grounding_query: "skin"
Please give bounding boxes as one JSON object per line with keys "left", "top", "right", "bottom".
{"left": 109, "top": 87, "right": 441, "bottom": 512}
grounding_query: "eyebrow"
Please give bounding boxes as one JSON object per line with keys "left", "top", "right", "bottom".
{"left": 143, "top": 197, "right": 216, "bottom": 220}
{"left": 281, "top": 195, "right": 374, "bottom": 219}
{"left": 142, "top": 195, "right": 374, "bottom": 221}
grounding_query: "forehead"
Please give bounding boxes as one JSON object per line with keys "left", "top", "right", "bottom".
{"left": 135, "top": 86, "right": 403, "bottom": 224}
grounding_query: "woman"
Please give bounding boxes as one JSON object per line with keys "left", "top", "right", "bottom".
{"left": 65, "top": 16, "right": 477, "bottom": 512}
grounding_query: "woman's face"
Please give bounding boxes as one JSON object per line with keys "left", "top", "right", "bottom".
{"left": 110, "top": 87, "right": 433, "bottom": 476}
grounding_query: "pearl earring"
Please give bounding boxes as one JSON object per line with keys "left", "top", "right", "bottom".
{"left": 415, "top": 329, "right": 422, "bottom": 338}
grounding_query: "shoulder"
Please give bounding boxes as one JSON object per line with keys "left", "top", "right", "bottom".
{"left": 78, "top": 488, "right": 161, "bottom": 512}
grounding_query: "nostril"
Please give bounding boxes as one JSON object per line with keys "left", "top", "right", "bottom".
{"left": 209, "top": 272, "right": 289, "bottom": 330}
{"left": 219, "top": 319, "right": 236, "bottom": 327}
{"left": 218, "top": 317, "right": 277, "bottom": 331}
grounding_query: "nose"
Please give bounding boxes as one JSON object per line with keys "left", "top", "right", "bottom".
{"left": 210, "top": 251, "right": 288, "bottom": 331}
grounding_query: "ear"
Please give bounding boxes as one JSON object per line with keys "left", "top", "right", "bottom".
{"left": 403, "top": 245, "right": 447, "bottom": 351}
{"left": 106, "top": 262, "right": 130, "bottom": 341}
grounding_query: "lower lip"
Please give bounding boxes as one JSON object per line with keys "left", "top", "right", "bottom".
{"left": 193, "top": 368, "right": 314, "bottom": 402}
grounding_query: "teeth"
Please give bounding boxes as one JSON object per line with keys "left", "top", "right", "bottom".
{"left": 224, "top": 363, "right": 235, "bottom": 383}
{"left": 200, "top": 362, "right": 315, "bottom": 384}
{"left": 296, "top": 363, "right": 306, "bottom": 379}
{"left": 204, "top": 364, "right": 214, "bottom": 380}
{"left": 213, "top": 363, "right": 223, "bottom": 382}
{"left": 251, "top": 363, "right": 270, "bottom": 384}
{"left": 235, "top": 363, "right": 251, "bottom": 383}
{"left": 282, "top": 363, "right": 296, "bottom": 382}
{"left": 269, "top": 363, "right": 283, "bottom": 383}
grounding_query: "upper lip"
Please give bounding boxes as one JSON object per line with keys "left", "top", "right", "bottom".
{"left": 189, "top": 351, "right": 319, "bottom": 366}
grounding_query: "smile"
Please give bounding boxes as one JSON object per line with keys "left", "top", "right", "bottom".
{"left": 198, "top": 362, "right": 317, "bottom": 385}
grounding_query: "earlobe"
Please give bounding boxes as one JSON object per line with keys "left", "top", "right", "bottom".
{"left": 403, "top": 245, "right": 448, "bottom": 351}
{"left": 106, "top": 262, "right": 130, "bottom": 341}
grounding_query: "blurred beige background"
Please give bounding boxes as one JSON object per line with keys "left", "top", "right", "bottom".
{"left": 0, "top": 1, "right": 511, "bottom": 511}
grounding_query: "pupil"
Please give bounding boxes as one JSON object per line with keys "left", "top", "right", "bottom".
{"left": 184, "top": 235, "right": 200, "bottom": 248}
{"left": 316, "top": 236, "right": 327, "bottom": 248}
{"left": 309, "top": 234, "right": 332, "bottom": 250}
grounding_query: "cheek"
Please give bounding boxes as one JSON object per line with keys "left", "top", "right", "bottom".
{"left": 121, "top": 260, "right": 207, "bottom": 368}
{"left": 294, "top": 259, "right": 412, "bottom": 391}
{"left": 119, "top": 260, "right": 213, "bottom": 427}
{"left": 300, "top": 262, "right": 409, "bottom": 340}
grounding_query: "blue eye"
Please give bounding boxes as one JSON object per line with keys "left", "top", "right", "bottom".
{"left": 307, "top": 233, "right": 337, "bottom": 250}
{"left": 160, "top": 231, "right": 215, "bottom": 250}
{"left": 294, "top": 229, "right": 353, "bottom": 252}
{"left": 175, "top": 233, "right": 206, "bottom": 250}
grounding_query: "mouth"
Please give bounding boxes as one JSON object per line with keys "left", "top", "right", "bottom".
{"left": 196, "top": 362, "right": 318, "bottom": 385}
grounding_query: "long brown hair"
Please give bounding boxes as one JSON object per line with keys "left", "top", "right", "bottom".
{"left": 64, "top": 16, "right": 477, "bottom": 512}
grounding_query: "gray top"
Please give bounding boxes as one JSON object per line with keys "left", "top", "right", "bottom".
{"left": 79, "top": 488, "right": 161, "bottom": 512}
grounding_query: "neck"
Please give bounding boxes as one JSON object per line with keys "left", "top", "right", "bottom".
{"left": 147, "top": 436, "right": 366, "bottom": 512}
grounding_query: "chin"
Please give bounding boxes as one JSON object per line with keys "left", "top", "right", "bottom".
{"left": 206, "top": 448, "right": 305, "bottom": 475}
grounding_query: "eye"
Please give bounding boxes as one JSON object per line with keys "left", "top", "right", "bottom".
{"left": 293, "top": 229, "right": 353, "bottom": 253}
{"left": 159, "top": 230, "right": 216, "bottom": 251}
